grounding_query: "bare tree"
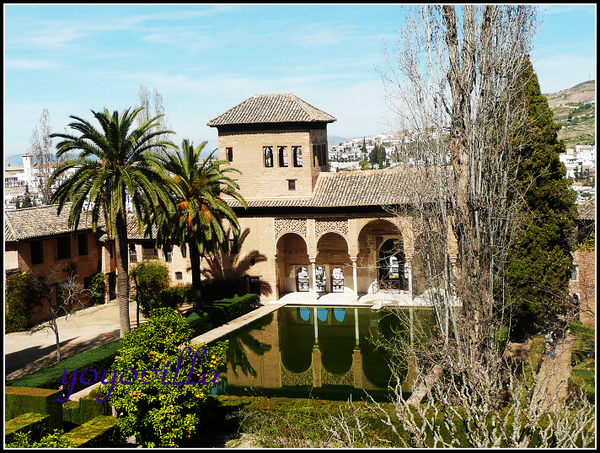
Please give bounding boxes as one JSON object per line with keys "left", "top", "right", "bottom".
{"left": 30, "top": 263, "right": 88, "bottom": 362}
{"left": 28, "top": 109, "right": 55, "bottom": 205}
{"left": 380, "top": 4, "right": 539, "bottom": 352}
{"left": 137, "top": 85, "right": 171, "bottom": 158}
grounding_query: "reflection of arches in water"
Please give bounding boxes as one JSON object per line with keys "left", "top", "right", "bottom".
{"left": 319, "top": 309, "right": 355, "bottom": 375}
{"left": 332, "top": 267, "right": 344, "bottom": 293}
{"left": 299, "top": 306, "right": 310, "bottom": 321}
{"left": 317, "top": 307, "right": 328, "bottom": 322}
{"left": 333, "top": 308, "right": 345, "bottom": 323}
{"left": 279, "top": 307, "right": 314, "bottom": 373}
{"left": 358, "top": 309, "right": 404, "bottom": 387}
{"left": 379, "top": 239, "right": 407, "bottom": 290}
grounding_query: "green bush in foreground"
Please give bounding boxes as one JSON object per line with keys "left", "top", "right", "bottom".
{"left": 96, "top": 307, "right": 227, "bottom": 447}
{"left": 6, "top": 429, "right": 75, "bottom": 448}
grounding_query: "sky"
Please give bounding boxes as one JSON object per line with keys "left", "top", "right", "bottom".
{"left": 3, "top": 3, "right": 597, "bottom": 161}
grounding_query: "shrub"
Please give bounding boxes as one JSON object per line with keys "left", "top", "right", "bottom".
{"left": 156, "top": 284, "right": 195, "bottom": 311}
{"left": 130, "top": 259, "right": 171, "bottom": 316}
{"left": 6, "top": 429, "right": 76, "bottom": 448}
{"left": 96, "top": 307, "right": 228, "bottom": 447}
{"left": 5, "top": 272, "right": 44, "bottom": 333}
{"left": 89, "top": 272, "right": 106, "bottom": 306}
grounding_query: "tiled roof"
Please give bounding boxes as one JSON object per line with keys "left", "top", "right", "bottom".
{"left": 4, "top": 203, "right": 98, "bottom": 242}
{"left": 225, "top": 168, "right": 435, "bottom": 208}
{"left": 207, "top": 93, "right": 336, "bottom": 127}
{"left": 5, "top": 204, "right": 158, "bottom": 243}
{"left": 576, "top": 199, "right": 595, "bottom": 221}
{"left": 97, "top": 214, "right": 158, "bottom": 242}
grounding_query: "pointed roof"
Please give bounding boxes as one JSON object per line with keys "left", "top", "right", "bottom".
{"left": 207, "top": 93, "right": 336, "bottom": 127}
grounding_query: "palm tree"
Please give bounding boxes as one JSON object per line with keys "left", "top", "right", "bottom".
{"left": 157, "top": 139, "right": 247, "bottom": 306}
{"left": 48, "top": 107, "right": 176, "bottom": 337}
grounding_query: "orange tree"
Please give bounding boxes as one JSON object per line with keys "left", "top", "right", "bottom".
{"left": 96, "top": 308, "right": 227, "bottom": 447}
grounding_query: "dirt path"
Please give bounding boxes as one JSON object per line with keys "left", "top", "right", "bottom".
{"left": 531, "top": 332, "right": 575, "bottom": 412}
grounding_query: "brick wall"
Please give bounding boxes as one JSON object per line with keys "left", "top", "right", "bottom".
{"left": 217, "top": 127, "right": 328, "bottom": 199}
{"left": 571, "top": 250, "right": 595, "bottom": 328}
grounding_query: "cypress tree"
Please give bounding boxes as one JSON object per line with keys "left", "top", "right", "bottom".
{"left": 506, "top": 62, "right": 578, "bottom": 320}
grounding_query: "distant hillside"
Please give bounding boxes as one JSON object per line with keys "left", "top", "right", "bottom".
{"left": 545, "top": 80, "right": 595, "bottom": 149}
{"left": 5, "top": 153, "right": 24, "bottom": 167}
{"left": 328, "top": 135, "right": 349, "bottom": 146}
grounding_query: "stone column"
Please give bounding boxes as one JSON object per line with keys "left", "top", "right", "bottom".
{"left": 351, "top": 257, "right": 358, "bottom": 300}
{"left": 406, "top": 258, "right": 413, "bottom": 301}
{"left": 310, "top": 257, "right": 317, "bottom": 300}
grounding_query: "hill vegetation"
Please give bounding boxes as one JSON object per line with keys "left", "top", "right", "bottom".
{"left": 545, "top": 80, "right": 595, "bottom": 148}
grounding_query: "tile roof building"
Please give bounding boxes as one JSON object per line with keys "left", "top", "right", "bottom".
{"left": 5, "top": 204, "right": 193, "bottom": 326}
{"left": 207, "top": 93, "right": 455, "bottom": 304}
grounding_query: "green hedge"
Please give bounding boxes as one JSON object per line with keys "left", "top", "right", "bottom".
{"left": 7, "top": 338, "right": 122, "bottom": 396}
{"left": 64, "top": 415, "right": 125, "bottom": 447}
{"left": 200, "top": 278, "right": 249, "bottom": 304}
{"left": 62, "top": 396, "right": 112, "bottom": 427}
{"left": 155, "top": 278, "right": 250, "bottom": 309}
{"left": 5, "top": 412, "right": 53, "bottom": 444}
{"left": 191, "top": 293, "right": 259, "bottom": 328}
{"left": 5, "top": 387, "right": 63, "bottom": 430}
{"left": 185, "top": 310, "right": 213, "bottom": 337}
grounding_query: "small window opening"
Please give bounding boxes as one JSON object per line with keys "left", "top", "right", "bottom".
{"left": 293, "top": 146, "right": 303, "bottom": 167}
{"left": 278, "top": 146, "right": 288, "bottom": 167}
{"left": 264, "top": 146, "right": 274, "bottom": 167}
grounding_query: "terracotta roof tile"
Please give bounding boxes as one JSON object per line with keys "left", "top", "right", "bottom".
{"left": 576, "top": 199, "right": 595, "bottom": 221}
{"left": 207, "top": 93, "right": 336, "bottom": 127}
{"left": 226, "top": 168, "right": 435, "bottom": 208}
{"left": 4, "top": 203, "right": 98, "bottom": 242}
{"left": 5, "top": 204, "right": 159, "bottom": 243}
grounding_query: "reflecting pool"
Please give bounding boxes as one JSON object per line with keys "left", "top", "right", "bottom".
{"left": 208, "top": 305, "right": 434, "bottom": 402}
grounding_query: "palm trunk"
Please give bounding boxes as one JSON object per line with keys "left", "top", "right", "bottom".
{"left": 115, "top": 208, "right": 131, "bottom": 338}
{"left": 189, "top": 241, "right": 203, "bottom": 308}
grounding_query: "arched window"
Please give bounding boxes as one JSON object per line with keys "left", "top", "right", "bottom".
{"left": 264, "top": 146, "right": 274, "bottom": 167}
{"left": 297, "top": 266, "right": 309, "bottom": 292}
{"left": 378, "top": 239, "right": 407, "bottom": 290}
{"left": 293, "top": 146, "right": 303, "bottom": 167}
{"left": 315, "top": 266, "right": 327, "bottom": 293}
{"left": 331, "top": 267, "right": 344, "bottom": 293}
{"left": 278, "top": 146, "right": 288, "bottom": 167}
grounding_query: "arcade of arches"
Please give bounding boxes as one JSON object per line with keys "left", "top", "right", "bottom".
{"left": 270, "top": 215, "right": 456, "bottom": 301}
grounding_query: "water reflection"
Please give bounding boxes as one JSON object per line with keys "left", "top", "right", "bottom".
{"left": 212, "top": 306, "right": 433, "bottom": 401}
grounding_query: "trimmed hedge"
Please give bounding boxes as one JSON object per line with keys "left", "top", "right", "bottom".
{"left": 6, "top": 338, "right": 122, "bottom": 394}
{"left": 192, "top": 293, "right": 259, "bottom": 327}
{"left": 185, "top": 310, "right": 213, "bottom": 337}
{"left": 5, "top": 412, "right": 53, "bottom": 444}
{"left": 63, "top": 395, "right": 112, "bottom": 427}
{"left": 5, "top": 387, "right": 63, "bottom": 430}
{"left": 200, "top": 278, "right": 249, "bottom": 304}
{"left": 64, "top": 415, "right": 125, "bottom": 447}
